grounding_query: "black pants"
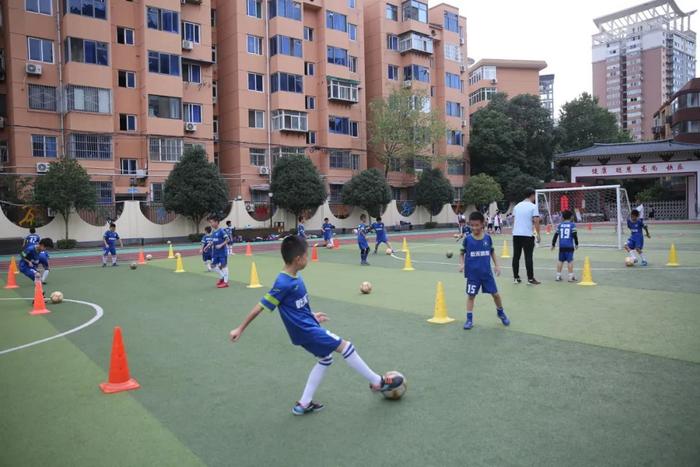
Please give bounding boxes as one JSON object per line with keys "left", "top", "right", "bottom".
{"left": 512, "top": 236, "right": 535, "bottom": 280}
{"left": 360, "top": 247, "right": 370, "bottom": 263}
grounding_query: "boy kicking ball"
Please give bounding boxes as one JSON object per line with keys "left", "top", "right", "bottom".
{"left": 229, "top": 235, "right": 403, "bottom": 415}
{"left": 458, "top": 212, "right": 509, "bottom": 330}
{"left": 625, "top": 209, "right": 651, "bottom": 266}
{"left": 551, "top": 210, "right": 578, "bottom": 282}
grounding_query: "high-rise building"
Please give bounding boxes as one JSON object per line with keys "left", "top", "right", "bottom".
{"left": 363, "top": 1, "right": 468, "bottom": 202}
{"left": 592, "top": 0, "right": 696, "bottom": 141}
{"left": 0, "top": 0, "right": 215, "bottom": 203}
{"left": 539, "top": 73, "right": 555, "bottom": 120}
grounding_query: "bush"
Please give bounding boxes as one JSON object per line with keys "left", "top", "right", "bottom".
{"left": 424, "top": 221, "right": 438, "bottom": 229}
{"left": 188, "top": 233, "right": 204, "bottom": 242}
{"left": 56, "top": 239, "right": 77, "bottom": 249}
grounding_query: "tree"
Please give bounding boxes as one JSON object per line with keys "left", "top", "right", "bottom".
{"left": 557, "top": 93, "right": 631, "bottom": 152}
{"left": 415, "top": 168, "right": 454, "bottom": 221}
{"left": 341, "top": 169, "right": 392, "bottom": 218}
{"left": 163, "top": 146, "right": 229, "bottom": 232}
{"left": 468, "top": 93, "right": 555, "bottom": 187}
{"left": 270, "top": 154, "right": 326, "bottom": 223}
{"left": 368, "top": 87, "right": 447, "bottom": 177}
{"left": 33, "top": 158, "right": 96, "bottom": 240}
{"left": 501, "top": 170, "right": 543, "bottom": 203}
{"left": 462, "top": 174, "right": 503, "bottom": 210}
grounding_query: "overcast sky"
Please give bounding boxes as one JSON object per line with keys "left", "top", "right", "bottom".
{"left": 433, "top": 0, "right": 699, "bottom": 117}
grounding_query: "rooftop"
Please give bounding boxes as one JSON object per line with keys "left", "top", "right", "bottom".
{"left": 555, "top": 139, "right": 700, "bottom": 160}
{"left": 468, "top": 59, "right": 547, "bottom": 73}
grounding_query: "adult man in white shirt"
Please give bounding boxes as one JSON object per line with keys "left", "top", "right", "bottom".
{"left": 635, "top": 199, "right": 645, "bottom": 220}
{"left": 512, "top": 189, "right": 541, "bottom": 285}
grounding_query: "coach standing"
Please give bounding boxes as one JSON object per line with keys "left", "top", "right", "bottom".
{"left": 512, "top": 189, "right": 541, "bottom": 285}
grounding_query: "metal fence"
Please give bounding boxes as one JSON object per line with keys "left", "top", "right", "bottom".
{"left": 642, "top": 200, "right": 688, "bottom": 220}
{"left": 77, "top": 203, "right": 124, "bottom": 227}
{"left": 139, "top": 203, "right": 178, "bottom": 225}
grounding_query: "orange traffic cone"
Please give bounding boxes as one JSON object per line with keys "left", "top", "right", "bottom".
{"left": 311, "top": 244, "right": 318, "bottom": 262}
{"left": 137, "top": 249, "right": 146, "bottom": 265}
{"left": 99, "top": 326, "right": 141, "bottom": 394}
{"left": 4, "top": 262, "right": 19, "bottom": 289}
{"left": 9, "top": 256, "right": 19, "bottom": 275}
{"left": 29, "top": 281, "right": 50, "bottom": 315}
{"left": 245, "top": 243, "right": 253, "bottom": 257}
{"left": 334, "top": 238, "right": 341, "bottom": 249}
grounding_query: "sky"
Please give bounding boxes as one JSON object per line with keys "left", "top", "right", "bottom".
{"left": 431, "top": 0, "right": 700, "bottom": 117}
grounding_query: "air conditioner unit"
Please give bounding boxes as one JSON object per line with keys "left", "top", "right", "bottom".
{"left": 135, "top": 169, "right": 148, "bottom": 178}
{"left": 182, "top": 40, "right": 194, "bottom": 51}
{"left": 258, "top": 166, "right": 270, "bottom": 175}
{"left": 245, "top": 202, "right": 255, "bottom": 212}
{"left": 459, "top": 65, "right": 466, "bottom": 73}
{"left": 26, "top": 62, "right": 43, "bottom": 76}
{"left": 461, "top": 120, "right": 467, "bottom": 127}
{"left": 36, "top": 162, "right": 50, "bottom": 173}
{"left": 491, "top": 78, "right": 497, "bottom": 85}
{"left": 184, "top": 122, "right": 197, "bottom": 132}
{"left": 0, "top": 116, "right": 5, "bottom": 129}
{"left": 403, "top": 80, "right": 412, "bottom": 88}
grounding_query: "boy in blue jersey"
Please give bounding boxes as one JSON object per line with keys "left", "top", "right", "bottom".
{"left": 459, "top": 211, "right": 509, "bottom": 330}
{"left": 102, "top": 223, "right": 123, "bottom": 267}
{"left": 625, "top": 209, "right": 651, "bottom": 266}
{"left": 297, "top": 217, "right": 306, "bottom": 238}
{"left": 550, "top": 210, "right": 579, "bottom": 282}
{"left": 200, "top": 226, "right": 214, "bottom": 272}
{"left": 37, "top": 250, "right": 50, "bottom": 284}
{"left": 357, "top": 214, "right": 370, "bottom": 265}
{"left": 208, "top": 214, "right": 231, "bottom": 288}
{"left": 229, "top": 235, "right": 404, "bottom": 415}
{"left": 23, "top": 227, "right": 41, "bottom": 247}
{"left": 19, "top": 238, "right": 53, "bottom": 284}
{"left": 456, "top": 217, "right": 471, "bottom": 241}
{"left": 225, "top": 221, "right": 235, "bottom": 256}
{"left": 321, "top": 217, "right": 335, "bottom": 248}
{"left": 370, "top": 216, "right": 394, "bottom": 254}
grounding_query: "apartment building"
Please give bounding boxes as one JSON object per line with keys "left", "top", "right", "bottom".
{"left": 0, "top": 0, "right": 215, "bottom": 203}
{"left": 592, "top": 0, "right": 696, "bottom": 141}
{"left": 363, "top": 1, "right": 468, "bottom": 202}
{"left": 539, "top": 73, "right": 554, "bottom": 120}
{"left": 652, "top": 77, "right": 700, "bottom": 143}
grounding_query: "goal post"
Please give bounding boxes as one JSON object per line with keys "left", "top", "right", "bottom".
{"left": 536, "top": 185, "right": 631, "bottom": 249}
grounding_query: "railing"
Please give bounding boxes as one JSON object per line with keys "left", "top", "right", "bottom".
{"left": 139, "top": 203, "right": 178, "bottom": 225}
{"left": 77, "top": 203, "right": 124, "bottom": 227}
{"left": 642, "top": 200, "right": 688, "bottom": 220}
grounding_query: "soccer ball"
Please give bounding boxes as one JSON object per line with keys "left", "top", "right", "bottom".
{"left": 167, "top": 240, "right": 172, "bottom": 244}
{"left": 381, "top": 371, "right": 406, "bottom": 400}
{"left": 385, "top": 248, "right": 393, "bottom": 255}
{"left": 175, "top": 252, "right": 181, "bottom": 257}
{"left": 453, "top": 233, "right": 460, "bottom": 239}
{"left": 625, "top": 257, "right": 635, "bottom": 267}
{"left": 360, "top": 281, "right": 372, "bottom": 294}
{"left": 129, "top": 262, "right": 137, "bottom": 270}
{"left": 146, "top": 254, "right": 153, "bottom": 261}
{"left": 326, "top": 244, "right": 334, "bottom": 249}
{"left": 353, "top": 229, "right": 358, "bottom": 234}
{"left": 50, "top": 291, "right": 63, "bottom": 304}
{"left": 446, "top": 251, "right": 454, "bottom": 259}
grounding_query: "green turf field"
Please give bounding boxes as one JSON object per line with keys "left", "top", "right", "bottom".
{"left": 2, "top": 224, "right": 700, "bottom": 467}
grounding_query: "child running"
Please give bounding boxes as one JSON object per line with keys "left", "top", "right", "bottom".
{"left": 458, "top": 211, "right": 510, "bottom": 330}
{"left": 371, "top": 216, "right": 393, "bottom": 254}
{"left": 625, "top": 209, "right": 651, "bottom": 266}
{"left": 357, "top": 214, "right": 370, "bottom": 265}
{"left": 550, "top": 210, "right": 578, "bottom": 282}
{"left": 297, "top": 217, "right": 306, "bottom": 238}
{"left": 321, "top": 218, "right": 335, "bottom": 248}
{"left": 102, "top": 223, "right": 123, "bottom": 267}
{"left": 208, "top": 214, "right": 231, "bottom": 288}
{"left": 200, "top": 226, "right": 214, "bottom": 272}
{"left": 228, "top": 235, "right": 403, "bottom": 415}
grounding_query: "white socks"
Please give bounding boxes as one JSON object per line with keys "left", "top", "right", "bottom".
{"left": 222, "top": 267, "right": 229, "bottom": 283}
{"left": 299, "top": 356, "right": 333, "bottom": 406}
{"left": 41, "top": 270, "right": 49, "bottom": 282}
{"left": 342, "top": 342, "right": 381, "bottom": 386}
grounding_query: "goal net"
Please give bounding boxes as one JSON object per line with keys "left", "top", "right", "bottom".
{"left": 536, "top": 185, "right": 631, "bottom": 249}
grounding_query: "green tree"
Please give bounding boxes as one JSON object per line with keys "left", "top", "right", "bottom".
{"left": 468, "top": 93, "right": 555, "bottom": 187}
{"left": 501, "top": 170, "right": 543, "bottom": 203}
{"left": 163, "top": 147, "right": 229, "bottom": 232}
{"left": 33, "top": 158, "right": 96, "bottom": 240}
{"left": 462, "top": 173, "right": 503, "bottom": 209}
{"left": 415, "top": 168, "right": 454, "bottom": 221}
{"left": 270, "top": 154, "right": 326, "bottom": 224}
{"left": 557, "top": 93, "right": 631, "bottom": 152}
{"left": 341, "top": 169, "right": 392, "bottom": 218}
{"left": 368, "top": 87, "right": 448, "bottom": 177}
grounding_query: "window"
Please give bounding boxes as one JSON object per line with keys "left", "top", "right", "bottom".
{"left": 181, "top": 22, "right": 200, "bottom": 43}
{"left": 148, "top": 51, "right": 180, "bottom": 76}
{"left": 326, "top": 10, "right": 347, "bottom": 31}
{"left": 69, "top": 133, "right": 112, "bottom": 159}
{"left": 148, "top": 95, "right": 182, "bottom": 119}
{"left": 270, "top": 146, "right": 305, "bottom": 165}
{"left": 268, "top": 0, "right": 301, "bottom": 20}
{"left": 147, "top": 7, "right": 179, "bottom": 34}
{"left": 149, "top": 137, "right": 183, "bottom": 162}
{"left": 386, "top": 4, "right": 398, "bottom": 20}
{"left": 213, "top": 117, "right": 219, "bottom": 139}
{"left": 151, "top": 183, "right": 164, "bottom": 202}
{"left": 247, "top": 34, "right": 263, "bottom": 54}
{"left": 66, "top": 85, "right": 111, "bottom": 113}
{"left": 329, "top": 184, "right": 344, "bottom": 202}
{"left": 348, "top": 24, "right": 357, "bottom": 41}
{"left": 211, "top": 8, "right": 217, "bottom": 26}
{"left": 271, "top": 110, "right": 308, "bottom": 132}
{"left": 118, "top": 70, "right": 135, "bottom": 88}
{"left": 328, "top": 79, "right": 359, "bottom": 102}
{"left": 444, "top": 11, "right": 459, "bottom": 33}
{"left": 386, "top": 34, "right": 399, "bottom": 51}
{"left": 447, "top": 159, "right": 464, "bottom": 175}
{"left": 329, "top": 116, "right": 350, "bottom": 134}
{"left": 388, "top": 65, "right": 399, "bottom": 80}
{"left": 32, "top": 135, "right": 57, "bottom": 157}
{"left": 305, "top": 96, "right": 315, "bottom": 109}
{"left": 304, "top": 62, "right": 315, "bottom": 76}
{"left": 350, "top": 121, "right": 358, "bottom": 137}
{"left": 349, "top": 56, "right": 358, "bottom": 73}
{"left": 348, "top": 0, "right": 356, "bottom": 8}
{"left": 211, "top": 45, "right": 217, "bottom": 63}
{"left": 26, "top": 0, "right": 52, "bottom": 15}
{"left": 249, "top": 148, "right": 266, "bottom": 166}
{"left": 119, "top": 114, "right": 137, "bottom": 131}
{"left": 468, "top": 65, "right": 496, "bottom": 85}
{"left": 398, "top": 32, "right": 433, "bottom": 53}
{"left": 270, "top": 35, "right": 302, "bottom": 58}
{"left": 304, "top": 27, "right": 314, "bottom": 41}
{"left": 93, "top": 182, "right": 113, "bottom": 204}
{"left": 402, "top": 0, "right": 427, "bottom": 23}
{"left": 65, "top": 37, "right": 109, "bottom": 65}
{"left": 306, "top": 131, "right": 316, "bottom": 145}
{"left": 248, "top": 72, "right": 264, "bottom": 92}
{"left": 444, "top": 43, "right": 461, "bottom": 62}
{"left": 445, "top": 72, "right": 460, "bottom": 89}
{"left": 182, "top": 62, "right": 201, "bottom": 83}
{"left": 410, "top": 94, "right": 430, "bottom": 112}
{"left": 270, "top": 72, "right": 303, "bottom": 93}
{"left": 183, "top": 103, "right": 202, "bottom": 123}
{"left": 248, "top": 110, "right": 265, "bottom": 128}
{"left": 404, "top": 65, "right": 429, "bottom": 82}
{"left": 28, "top": 85, "right": 57, "bottom": 111}
{"left": 446, "top": 130, "right": 463, "bottom": 146}
{"left": 329, "top": 150, "right": 359, "bottom": 169}
{"left": 247, "top": 0, "right": 262, "bottom": 18}
{"left": 117, "top": 27, "right": 134, "bottom": 45}
{"left": 446, "top": 101, "right": 461, "bottom": 117}
{"left": 66, "top": 0, "right": 107, "bottom": 19}
{"left": 469, "top": 87, "right": 497, "bottom": 105}
{"left": 389, "top": 158, "right": 401, "bottom": 172}
{"left": 327, "top": 46, "right": 348, "bottom": 66}
{"left": 121, "top": 159, "right": 137, "bottom": 175}
{"left": 27, "top": 37, "right": 53, "bottom": 63}
{"left": 212, "top": 81, "right": 217, "bottom": 102}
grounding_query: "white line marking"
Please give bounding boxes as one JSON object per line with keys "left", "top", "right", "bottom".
{"left": 0, "top": 298, "right": 104, "bottom": 355}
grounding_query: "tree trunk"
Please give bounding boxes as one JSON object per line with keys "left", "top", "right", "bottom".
{"left": 62, "top": 211, "right": 70, "bottom": 240}
{"left": 192, "top": 216, "right": 202, "bottom": 234}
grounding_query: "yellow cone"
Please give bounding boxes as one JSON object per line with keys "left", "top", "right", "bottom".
{"left": 9, "top": 256, "right": 19, "bottom": 275}
{"left": 167, "top": 243, "right": 175, "bottom": 259}
{"left": 402, "top": 250, "right": 415, "bottom": 271}
{"left": 578, "top": 256, "right": 596, "bottom": 286}
{"left": 174, "top": 253, "right": 185, "bottom": 273}
{"left": 500, "top": 240, "right": 511, "bottom": 259}
{"left": 427, "top": 281, "right": 454, "bottom": 324}
{"left": 401, "top": 237, "right": 408, "bottom": 253}
{"left": 246, "top": 262, "right": 263, "bottom": 288}
{"left": 666, "top": 243, "right": 679, "bottom": 267}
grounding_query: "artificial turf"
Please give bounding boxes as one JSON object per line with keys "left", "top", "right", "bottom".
{"left": 1, "top": 225, "right": 699, "bottom": 467}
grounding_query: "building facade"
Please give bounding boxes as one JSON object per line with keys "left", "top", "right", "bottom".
{"left": 592, "top": 0, "right": 696, "bottom": 141}
{"left": 653, "top": 77, "right": 700, "bottom": 143}
{"left": 539, "top": 73, "right": 554, "bottom": 120}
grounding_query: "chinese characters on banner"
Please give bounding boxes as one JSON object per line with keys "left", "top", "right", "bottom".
{"left": 588, "top": 163, "right": 686, "bottom": 176}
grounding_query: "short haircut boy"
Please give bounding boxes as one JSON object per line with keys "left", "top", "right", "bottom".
{"left": 282, "top": 235, "right": 308, "bottom": 264}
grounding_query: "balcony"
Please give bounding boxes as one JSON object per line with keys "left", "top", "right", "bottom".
{"left": 327, "top": 78, "right": 359, "bottom": 104}
{"left": 271, "top": 110, "right": 308, "bottom": 133}
{"left": 398, "top": 33, "right": 433, "bottom": 55}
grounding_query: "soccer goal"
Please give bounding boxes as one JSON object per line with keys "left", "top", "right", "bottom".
{"left": 536, "top": 185, "right": 631, "bottom": 249}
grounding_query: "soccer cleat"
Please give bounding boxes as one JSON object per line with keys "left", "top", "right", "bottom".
{"left": 102, "top": 263, "right": 107, "bottom": 268}
{"left": 372, "top": 374, "right": 405, "bottom": 393}
{"left": 555, "top": 275, "right": 562, "bottom": 282}
{"left": 513, "top": 278, "right": 522, "bottom": 284}
{"left": 112, "top": 263, "right": 119, "bottom": 267}
{"left": 463, "top": 318, "right": 474, "bottom": 330}
{"left": 217, "top": 281, "right": 229, "bottom": 289}
{"left": 568, "top": 276, "right": 577, "bottom": 283}
{"left": 497, "top": 309, "right": 510, "bottom": 326}
{"left": 527, "top": 278, "right": 541, "bottom": 285}
{"left": 641, "top": 260, "right": 648, "bottom": 266}
{"left": 292, "top": 401, "right": 324, "bottom": 416}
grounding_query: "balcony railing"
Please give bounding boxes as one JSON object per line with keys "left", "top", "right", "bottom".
{"left": 398, "top": 33, "right": 433, "bottom": 55}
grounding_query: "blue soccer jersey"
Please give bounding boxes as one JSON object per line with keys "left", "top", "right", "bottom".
{"left": 223, "top": 227, "right": 233, "bottom": 243}
{"left": 38, "top": 251, "right": 50, "bottom": 268}
{"left": 201, "top": 234, "right": 213, "bottom": 259}
{"left": 210, "top": 228, "right": 229, "bottom": 257}
{"left": 21, "top": 243, "right": 41, "bottom": 264}
{"left": 357, "top": 223, "right": 369, "bottom": 248}
{"left": 556, "top": 221, "right": 577, "bottom": 249}
{"left": 297, "top": 224, "right": 306, "bottom": 238}
{"left": 25, "top": 233, "right": 41, "bottom": 245}
{"left": 460, "top": 225, "right": 472, "bottom": 236}
{"left": 103, "top": 230, "right": 119, "bottom": 254}
{"left": 321, "top": 223, "right": 334, "bottom": 240}
{"left": 371, "top": 222, "right": 388, "bottom": 243}
{"left": 462, "top": 234, "right": 494, "bottom": 279}
{"left": 628, "top": 219, "right": 645, "bottom": 238}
